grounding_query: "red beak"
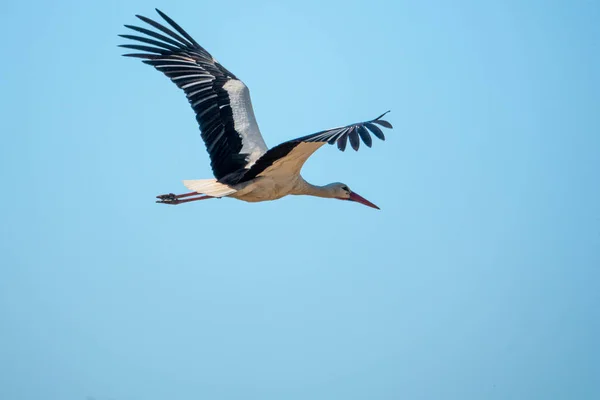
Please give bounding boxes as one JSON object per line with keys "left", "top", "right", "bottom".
{"left": 348, "top": 191, "right": 380, "bottom": 210}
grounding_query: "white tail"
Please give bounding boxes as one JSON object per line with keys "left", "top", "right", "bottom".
{"left": 182, "top": 179, "right": 237, "bottom": 198}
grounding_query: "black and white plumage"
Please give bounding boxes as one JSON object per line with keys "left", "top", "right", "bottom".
{"left": 120, "top": 9, "right": 393, "bottom": 209}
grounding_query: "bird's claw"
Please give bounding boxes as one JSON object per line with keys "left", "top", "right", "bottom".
{"left": 156, "top": 199, "right": 180, "bottom": 205}
{"left": 156, "top": 193, "right": 179, "bottom": 204}
{"left": 156, "top": 193, "right": 177, "bottom": 201}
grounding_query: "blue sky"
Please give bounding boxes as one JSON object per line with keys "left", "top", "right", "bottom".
{"left": 1, "top": 1, "right": 599, "bottom": 399}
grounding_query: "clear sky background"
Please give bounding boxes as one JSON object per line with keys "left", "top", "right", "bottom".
{"left": 1, "top": 1, "right": 599, "bottom": 399}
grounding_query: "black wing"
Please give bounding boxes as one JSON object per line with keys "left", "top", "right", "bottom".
{"left": 119, "top": 9, "right": 268, "bottom": 180}
{"left": 222, "top": 112, "right": 393, "bottom": 184}
{"left": 294, "top": 110, "right": 392, "bottom": 152}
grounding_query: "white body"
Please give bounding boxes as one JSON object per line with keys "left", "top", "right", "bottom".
{"left": 184, "top": 175, "right": 342, "bottom": 203}
{"left": 183, "top": 142, "right": 339, "bottom": 202}
{"left": 231, "top": 175, "right": 310, "bottom": 202}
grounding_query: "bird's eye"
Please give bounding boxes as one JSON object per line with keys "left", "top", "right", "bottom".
{"left": 342, "top": 186, "right": 349, "bottom": 191}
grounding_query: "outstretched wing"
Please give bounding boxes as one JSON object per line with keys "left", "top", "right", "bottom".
{"left": 119, "top": 9, "right": 268, "bottom": 180}
{"left": 222, "top": 112, "right": 393, "bottom": 184}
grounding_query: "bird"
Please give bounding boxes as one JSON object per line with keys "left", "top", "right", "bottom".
{"left": 119, "top": 9, "right": 393, "bottom": 210}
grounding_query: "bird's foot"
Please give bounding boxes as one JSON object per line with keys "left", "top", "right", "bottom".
{"left": 156, "top": 193, "right": 177, "bottom": 201}
{"left": 156, "top": 193, "right": 180, "bottom": 205}
{"left": 155, "top": 192, "right": 211, "bottom": 205}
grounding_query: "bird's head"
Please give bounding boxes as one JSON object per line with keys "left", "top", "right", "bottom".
{"left": 326, "top": 183, "right": 380, "bottom": 210}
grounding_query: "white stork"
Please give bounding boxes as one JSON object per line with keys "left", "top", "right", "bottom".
{"left": 120, "top": 9, "right": 393, "bottom": 210}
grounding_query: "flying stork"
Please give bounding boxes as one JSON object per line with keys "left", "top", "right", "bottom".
{"left": 120, "top": 9, "right": 393, "bottom": 210}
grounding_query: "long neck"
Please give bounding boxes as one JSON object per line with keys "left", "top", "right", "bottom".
{"left": 292, "top": 177, "right": 335, "bottom": 198}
